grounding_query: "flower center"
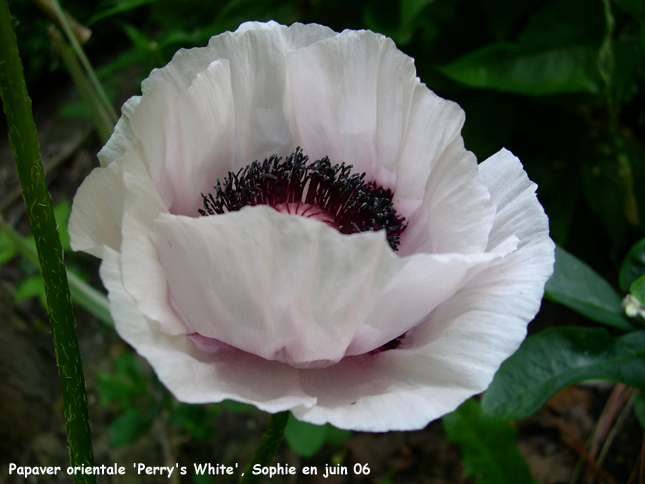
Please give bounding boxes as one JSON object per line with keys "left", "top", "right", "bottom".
{"left": 198, "top": 148, "right": 406, "bottom": 251}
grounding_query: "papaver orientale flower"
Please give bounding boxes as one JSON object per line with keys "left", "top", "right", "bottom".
{"left": 69, "top": 21, "right": 555, "bottom": 431}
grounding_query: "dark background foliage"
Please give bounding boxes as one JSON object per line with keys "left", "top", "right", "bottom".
{"left": 2, "top": 0, "right": 645, "bottom": 483}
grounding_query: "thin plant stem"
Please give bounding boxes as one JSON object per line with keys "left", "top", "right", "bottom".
{"left": 0, "top": 1, "right": 96, "bottom": 482}
{"left": 0, "top": 216, "right": 113, "bottom": 326}
{"left": 49, "top": 0, "right": 118, "bottom": 126}
{"left": 31, "top": 0, "right": 91, "bottom": 44}
{"left": 49, "top": 27, "right": 114, "bottom": 143}
{"left": 239, "top": 412, "right": 290, "bottom": 484}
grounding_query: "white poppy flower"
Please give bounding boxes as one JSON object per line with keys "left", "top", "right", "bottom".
{"left": 69, "top": 21, "right": 555, "bottom": 431}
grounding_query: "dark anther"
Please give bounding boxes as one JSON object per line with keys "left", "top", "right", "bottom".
{"left": 199, "top": 147, "right": 406, "bottom": 251}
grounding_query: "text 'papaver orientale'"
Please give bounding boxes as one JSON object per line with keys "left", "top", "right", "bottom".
{"left": 69, "top": 21, "right": 555, "bottom": 432}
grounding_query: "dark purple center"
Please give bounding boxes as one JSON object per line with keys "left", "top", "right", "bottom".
{"left": 199, "top": 148, "right": 406, "bottom": 251}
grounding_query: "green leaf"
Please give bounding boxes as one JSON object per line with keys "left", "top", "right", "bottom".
{"left": 545, "top": 245, "right": 634, "bottom": 330}
{"left": 326, "top": 426, "right": 351, "bottom": 446}
{"left": 96, "top": 351, "right": 151, "bottom": 407}
{"left": 168, "top": 403, "right": 219, "bottom": 440}
{"left": 400, "top": 0, "right": 436, "bottom": 29}
{"left": 109, "top": 405, "right": 159, "bottom": 448}
{"left": 620, "top": 237, "right": 645, "bottom": 292}
{"left": 0, "top": 229, "right": 16, "bottom": 265}
{"left": 482, "top": 327, "right": 645, "bottom": 419}
{"left": 438, "top": 43, "right": 601, "bottom": 95}
{"left": 631, "top": 275, "right": 645, "bottom": 306}
{"left": 284, "top": 415, "right": 328, "bottom": 457}
{"left": 95, "top": 371, "right": 141, "bottom": 407}
{"left": 442, "top": 399, "right": 535, "bottom": 484}
{"left": 284, "top": 415, "right": 351, "bottom": 457}
{"left": 14, "top": 274, "right": 46, "bottom": 307}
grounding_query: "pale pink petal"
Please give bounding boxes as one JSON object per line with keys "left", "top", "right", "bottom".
{"left": 117, "top": 158, "right": 186, "bottom": 335}
{"left": 286, "top": 30, "right": 495, "bottom": 256}
{"left": 286, "top": 30, "right": 415, "bottom": 188}
{"left": 68, "top": 158, "right": 126, "bottom": 257}
{"left": 100, "top": 247, "right": 316, "bottom": 411}
{"left": 98, "top": 96, "right": 140, "bottom": 167}
{"left": 292, "top": 153, "right": 553, "bottom": 431}
{"left": 153, "top": 206, "right": 517, "bottom": 367}
{"left": 143, "top": 22, "right": 337, "bottom": 168}
{"left": 129, "top": 60, "right": 236, "bottom": 216}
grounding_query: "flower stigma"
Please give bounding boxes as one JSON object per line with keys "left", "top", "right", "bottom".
{"left": 199, "top": 147, "right": 406, "bottom": 251}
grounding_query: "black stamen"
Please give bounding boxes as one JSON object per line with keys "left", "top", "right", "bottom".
{"left": 199, "top": 147, "right": 406, "bottom": 251}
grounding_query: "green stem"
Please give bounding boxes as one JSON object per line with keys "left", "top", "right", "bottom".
{"left": 239, "top": 412, "right": 290, "bottom": 484}
{"left": 49, "top": 27, "right": 114, "bottom": 144}
{"left": 0, "top": 217, "right": 113, "bottom": 326}
{"left": 0, "top": 2, "right": 95, "bottom": 483}
{"left": 49, "top": 0, "right": 118, "bottom": 126}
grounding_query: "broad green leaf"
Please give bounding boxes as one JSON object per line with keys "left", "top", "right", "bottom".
{"left": 284, "top": 415, "right": 328, "bottom": 457}
{"left": 482, "top": 327, "right": 645, "bottom": 419}
{"left": 326, "top": 426, "right": 351, "bottom": 446}
{"left": 438, "top": 43, "right": 601, "bottom": 95}
{"left": 400, "top": 0, "right": 435, "bottom": 29}
{"left": 109, "top": 405, "right": 159, "bottom": 448}
{"left": 0, "top": 230, "right": 16, "bottom": 265}
{"left": 442, "top": 399, "right": 535, "bottom": 484}
{"left": 631, "top": 275, "right": 645, "bottom": 305}
{"left": 96, "top": 351, "right": 152, "bottom": 407}
{"left": 284, "top": 415, "right": 351, "bottom": 457}
{"left": 620, "top": 237, "right": 645, "bottom": 291}
{"left": 545, "top": 245, "right": 634, "bottom": 330}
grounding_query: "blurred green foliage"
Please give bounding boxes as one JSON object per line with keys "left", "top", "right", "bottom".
{"left": 443, "top": 399, "right": 536, "bottom": 484}
{"left": 8, "top": 0, "right": 645, "bottom": 480}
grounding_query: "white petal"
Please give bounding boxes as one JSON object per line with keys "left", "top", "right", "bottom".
{"left": 129, "top": 59, "right": 236, "bottom": 216}
{"left": 287, "top": 30, "right": 415, "bottom": 185}
{"left": 68, "top": 158, "right": 126, "bottom": 257}
{"left": 344, "top": 235, "right": 518, "bottom": 356}
{"left": 117, "top": 156, "right": 186, "bottom": 335}
{"left": 291, "top": 150, "right": 554, "bottom": 431}
{"left": 154, "top": 206, "right": 398, "bottom": 368}
{"left": 142, "top": 22, "right": 337, "bottom": 168}
{"left": 286, "top": 29, "right": 495, "bottom": 256}
{"left": 98, "top": 96, "right": 141, "bottom": 167}
{"left": 153, "top": 206, "right": 517, "bottom": 367}
{"left": 99, "top": 246, "right": 316, "bottom": 411}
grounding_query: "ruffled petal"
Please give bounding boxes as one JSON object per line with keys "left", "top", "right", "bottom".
{"left": 98, "top": 96, "right": 141, "bottom": 167}
{"left": 291, "top": 151, "right": 553, "bottom": 431}
{"left": 153, "top": 206, "right": 518, "bottom": 368}
{"left": 286, "top": 30, "right": 415, "bottom": 188}
{"left": 100, "top": 247, "right": 316, "bottom": 411}
{"left": 117, "top": 155, "right": 186, "bottom": 335}
{"left": 286, "top": 29, "right": 495, "bottom": 256}
{"left": 143, "top": 22, "right": 337, "bottom": 169}
{"left": 68, "top": 158, "right": 127, "bottom": 258}
{"left": 129, "top": 59, "right": 236, "bottom": 215}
